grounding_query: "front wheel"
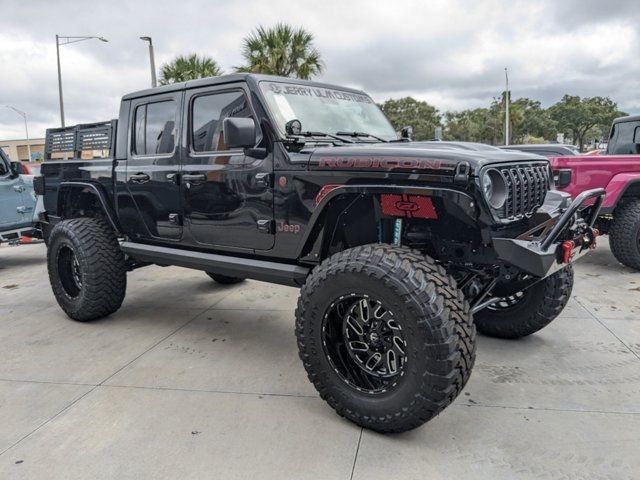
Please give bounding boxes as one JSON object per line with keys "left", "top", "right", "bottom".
{"left": 474, "top": 266, "right": 574, "bottom": 339}
{"left": 47, "top": 218, "right": 127, "bottom": 321}
{"left": 295, "top": 244, "right": 476, "bottom": 433}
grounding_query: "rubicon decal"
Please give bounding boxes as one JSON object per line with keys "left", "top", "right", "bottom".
{"left": 317, "top": 156, "right": 445, "bottom": 170}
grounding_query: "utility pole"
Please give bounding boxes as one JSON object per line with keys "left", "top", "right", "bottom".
{"left": 504, "top": 67, "right": 510, "bottom": 146}
{"left": 140, "top": 37, "right": 157, "bottom": 88}
{"left": 55, "top": 35, "right": 109, "bottom": 128}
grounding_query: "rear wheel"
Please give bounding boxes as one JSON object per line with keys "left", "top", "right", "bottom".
{"left": 610, "top": 199, "right": 640, "bottom": 270}
{"left": 474, "top": 266, "right": 573, "bottom": 339}
{"left": 47, "top": 218, "right": 127, "bottom": 321}
{"left": 205, "top": 272, "right": 246, "bottom": 285}
{"left": 295, "top": 244, "right": 476, "bottom": 433}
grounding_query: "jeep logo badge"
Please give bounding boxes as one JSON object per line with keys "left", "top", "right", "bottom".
{"left": 395, "top": 201, "right": 419, "bottom": 212}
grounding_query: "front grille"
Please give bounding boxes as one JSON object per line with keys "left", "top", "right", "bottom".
{"left": 497, "top": 164, "right": 550, "bottom": 219}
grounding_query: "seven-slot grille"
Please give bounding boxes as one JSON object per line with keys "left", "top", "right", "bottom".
{"left": 496, "top": 163, "right": 550, "bottom": 219}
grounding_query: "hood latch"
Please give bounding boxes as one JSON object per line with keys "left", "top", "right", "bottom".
{"left": 454, "top": 161, "right": 471, "bottom": 186}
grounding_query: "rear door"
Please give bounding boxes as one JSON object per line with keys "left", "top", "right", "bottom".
{"left": 181, "top": 84, "right": 274, "bottom": 251}
{"left": 122, "top": 93, "right": 183, "bottom": 240}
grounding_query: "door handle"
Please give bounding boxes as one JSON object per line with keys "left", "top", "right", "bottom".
{"left": 182, "top": 174, "right": 207, "bottom": 183}
{"left": 254, "top": 172, "right": 272, "bottom": 188}
{"left": 129, "top": 173, "right": 150, "bottom": 184}
{"left": 13, "top": 185, "right": 25, "bottom": 193}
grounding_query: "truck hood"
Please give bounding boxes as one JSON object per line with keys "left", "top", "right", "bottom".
{"left": 306, "top": 142, "right": 548, "bottom": 176}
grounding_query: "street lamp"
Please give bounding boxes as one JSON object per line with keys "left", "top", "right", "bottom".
{"left": 140, "top": 36, "right": 157, "bottom": 88}
{"left": 56, "top": 35, "right": 109, "bottom": 127}
{"left": 3, "top": 105, "right": 31, "bottom": 161}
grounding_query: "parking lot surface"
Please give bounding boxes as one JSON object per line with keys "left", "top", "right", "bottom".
{"left": 1, "top": 240, "right": 639, "bottom": 479}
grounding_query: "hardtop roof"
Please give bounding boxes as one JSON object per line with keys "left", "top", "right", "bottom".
{"left": 122, "top": 73, "right": 369, "bottom": 101}
{"left": 612, "top": 115, "right": 640, "bottom": 124}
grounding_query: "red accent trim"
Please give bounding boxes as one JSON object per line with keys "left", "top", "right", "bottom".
{"left": 315, "top": 184, "right": 344, "bottom": 205}
{"left": 380, "top": 194, "right": 437, "bottom": 219}
{"left": 561, "top": 240, "right": 575, "bottom": 264}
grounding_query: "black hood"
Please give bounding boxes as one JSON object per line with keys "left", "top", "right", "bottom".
{"left": 306, "top": 142, "right": 548, "bottom": 176}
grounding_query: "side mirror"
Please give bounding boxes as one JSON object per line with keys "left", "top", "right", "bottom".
{"left": 9, "top": 161, "right": 22, "bottom": 178}
{"left": 400, "top": 125, "right": 413, "bottom": 140}
{"left": 223, "top": 117, "right": 256, "bottom": 149}
{"left": 634, "top": 127, "right": 640, "bottom": 145}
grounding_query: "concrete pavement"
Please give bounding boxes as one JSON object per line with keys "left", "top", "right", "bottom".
{"left": 1, "top": 239, "right": 639, "bottom": 479}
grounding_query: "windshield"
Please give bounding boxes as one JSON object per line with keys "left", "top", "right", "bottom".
{"left": 259, "top": 81, "right": 397, "bottom": 141}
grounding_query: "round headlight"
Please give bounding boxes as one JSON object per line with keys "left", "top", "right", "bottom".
{"left": 483, "top": 169, "right": 507, "bottom": 209}
{"left": 482, "top": 173, "right": 493, "bottom": 199}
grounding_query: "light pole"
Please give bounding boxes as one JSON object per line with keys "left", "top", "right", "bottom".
{"left": 504, "top": 67, "right": 510, "bottom": 146}
{"left": 3, "top": 105, "right": 31, "bottom": 161}
{"left": 56, "top": 35, "right": 109, "bottom": 127}
{"left": 140, "top": 36, "right": 157, "bottom": 88}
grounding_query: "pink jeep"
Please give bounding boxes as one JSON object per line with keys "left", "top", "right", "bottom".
{"left": 550, "top": 115, "right": 640, "bottom": 269}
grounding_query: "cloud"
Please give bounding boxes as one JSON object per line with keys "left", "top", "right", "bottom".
{"left": 0, "top": 0, "right": 638, "bottom": 139}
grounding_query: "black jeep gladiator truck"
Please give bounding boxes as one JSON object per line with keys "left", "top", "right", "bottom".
{"left": 37, "top": 73, "right": 604, "bottom": 433}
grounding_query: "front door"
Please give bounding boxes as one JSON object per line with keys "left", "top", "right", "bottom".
{"left": 181, "top": 85, "right": 274, "bottom": 251}
{"left": 122, "top": 93, "right": 183, "bottom": 241}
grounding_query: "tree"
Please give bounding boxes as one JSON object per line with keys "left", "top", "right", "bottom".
{"left": 510, "top": 98, "right": 556, "bottom": 143}
{"left": 159, "top": 54, "right": 223, "bottom": 85}
{"left": 237, "top": 23, "right": 323, "bottom": 79}
{"left": 549, "top": 95, "right": 624, "bottom": 151}
{"left": 443, "top": 108, "right": 501, "bottom": 144}
{"left": 379, "top": 97, "right": 441, "bottom": 141}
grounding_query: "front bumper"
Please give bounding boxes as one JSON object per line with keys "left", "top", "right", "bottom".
{"left": 492, "top": 188, "right": 605, "bottom": 278}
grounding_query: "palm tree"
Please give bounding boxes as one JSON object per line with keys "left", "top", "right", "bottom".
{"left": 159, "top": 54, "right": 223, "bottom": 85}
{"left": 237, "top": 23, "right": 323, "bottom": 79}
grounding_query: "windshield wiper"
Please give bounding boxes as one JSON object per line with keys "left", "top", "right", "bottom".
{"left": 287, "top": 131, "right": 354, "bottom": 143}
{"left": 335, "top": 131, "right": 388, "bottom": 143}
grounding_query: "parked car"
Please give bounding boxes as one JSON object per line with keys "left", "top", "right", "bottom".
{"left": 500, "top": 144, "right": 580, "bottom": 158}
{"left": 550, "top": 115, "right": 640, "bottom": 269}
{"left": 0, "top": 150, "right": 38, "bottom": 243}
{"left": 582, "top": 149, "right": 605, "bottom": 156}
{"left": 38, "top": 73, "right": 602, "bottom": 433}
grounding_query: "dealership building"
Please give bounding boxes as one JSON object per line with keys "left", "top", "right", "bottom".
{"left": 0, "top": 137, "right": 45, "bottom": 162}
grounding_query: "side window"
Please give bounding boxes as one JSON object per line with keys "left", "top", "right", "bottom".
{"left": 191, "top": 91, "right": 252, "bottom": 153}
{"left": 609, "top": 121, "right": 640, "bottom": 155}
{"left": 0, "top": 155, "right": 8, "bottom": 176}
{"left": 133, "top": 100, "right": 176, "bottom": 155}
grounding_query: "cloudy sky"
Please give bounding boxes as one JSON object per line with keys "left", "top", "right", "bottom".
{"left": 0, "top": 0, "right": 638, "bottom": 139}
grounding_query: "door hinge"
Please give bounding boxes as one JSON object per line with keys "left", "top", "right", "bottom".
{"left": 256, "top": 219, "right": 274, "bottom": 233}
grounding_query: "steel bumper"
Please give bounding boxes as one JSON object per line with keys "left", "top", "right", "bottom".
{"left": 492, "top": 188, "right": 606, "bottom": 278}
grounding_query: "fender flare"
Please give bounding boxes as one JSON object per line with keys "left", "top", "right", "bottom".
{"left": 57, "top": 181, "right": 122, "bottom": 233}
{"left": 296, "top": 184, "right": 477, "bottom": 258}
{"left": 602, "top": 174, "right": 640, "bottom": 213}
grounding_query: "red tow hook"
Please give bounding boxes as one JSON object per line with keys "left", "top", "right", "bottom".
{"left": 561, "top": 240, "right": 575, "bottom": 264}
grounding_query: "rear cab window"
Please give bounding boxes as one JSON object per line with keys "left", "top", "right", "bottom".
{"left": 608, "top": 120, "right": 640, "bottom": 155}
